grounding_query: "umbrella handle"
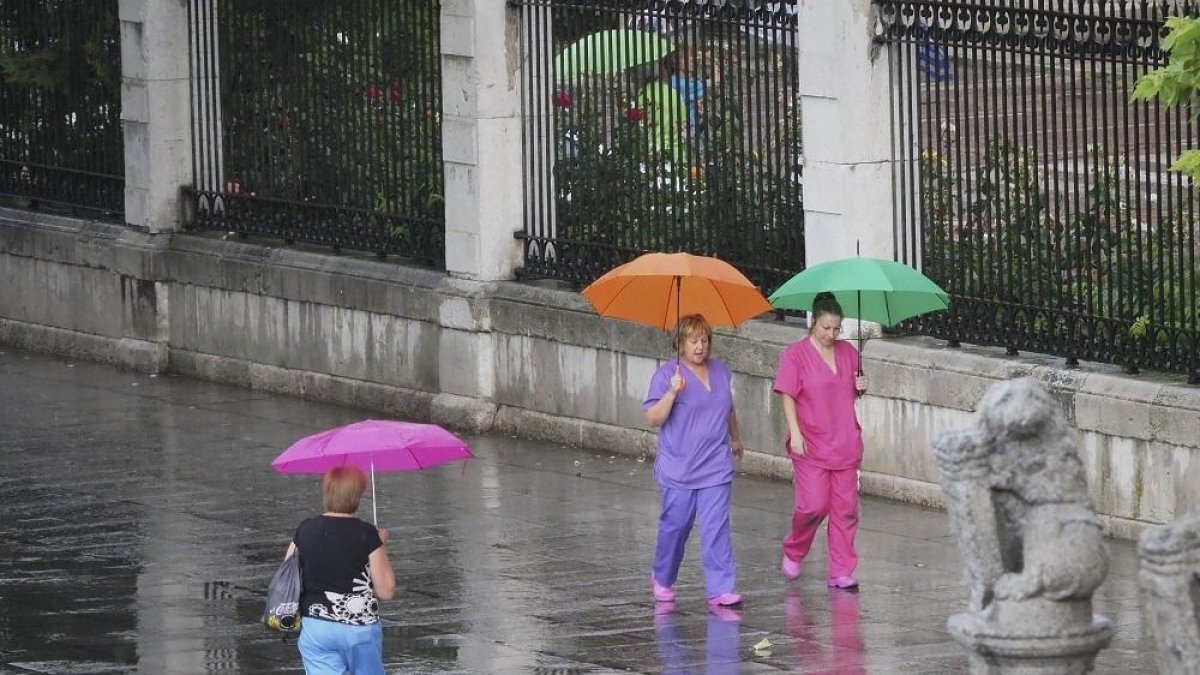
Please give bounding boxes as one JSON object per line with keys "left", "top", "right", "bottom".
{"left": 675, "top": 275, "right": 681, "bottom": 344}
{"left": 371, "top": 460, "right": 377, "bottom": 526}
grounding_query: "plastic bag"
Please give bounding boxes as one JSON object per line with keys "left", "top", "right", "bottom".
{"left": 263, "top": 554, "right": 302, "bottom": 632}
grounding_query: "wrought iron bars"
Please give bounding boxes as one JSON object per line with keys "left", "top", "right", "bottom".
{"left": 0, "top": 0, "right": 124, "bottom": 217}
{"left": 187, "top": 0, "right": 445, "bottom": 265}
{"left": 880, "top": 0, "right": 1200, "bottom": 381}
{"left": 514, "top": 0, "right": 803, "bottom": 292}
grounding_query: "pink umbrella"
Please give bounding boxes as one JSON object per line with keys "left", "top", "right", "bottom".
{"left": 272, "top": 419, "right": 474, "bottom": 523}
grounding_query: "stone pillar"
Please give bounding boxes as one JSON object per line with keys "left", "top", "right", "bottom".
{"left": 797, "top": 0, "right": 897, "bottom": 266}
{"left": 120, "top": 0, "right": 194, "bottom": 233}
{"left": 441, "top": 0, "right": 525, "bottom": 281}
{"left": 797, "top": 0, "right": 905, "bottom": 340}
{"left": 1139, "top": 509, "right": 1200, "bottom": 675}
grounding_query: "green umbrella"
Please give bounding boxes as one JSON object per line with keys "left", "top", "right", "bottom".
{"left": 554, "top": 29, "right": 676, "bottom": 79}
{"left": 769, "top": 256, "right": 950, "bottom": 372}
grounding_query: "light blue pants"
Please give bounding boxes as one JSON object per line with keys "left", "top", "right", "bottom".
{"left": 652, "top": 483, "right": 736, "bottom": 599}
{"left": 298, "top": 618, "right": 385, "bottom": 675}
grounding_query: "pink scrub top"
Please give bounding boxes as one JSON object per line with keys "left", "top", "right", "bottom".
{"left": 772, "top": 338, "right": 863, "bottom": 470}
{"left": 643, "top": 358, "right": 735, "bottom": 489}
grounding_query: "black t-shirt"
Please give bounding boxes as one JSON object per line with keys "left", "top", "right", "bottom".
{"left": 293, "top": 515, "right": 383, "bottom": 625}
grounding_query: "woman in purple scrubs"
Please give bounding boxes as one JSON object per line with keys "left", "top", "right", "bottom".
{"left": 643, "top": 314, "right": 745, "bottom": 608}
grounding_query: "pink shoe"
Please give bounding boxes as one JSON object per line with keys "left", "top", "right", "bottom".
{"left": 652, "top": 577, "right": 675, "bottom": 602}
{"left": 781, "top": 554, "right": 801, "bottom": 580}
{"left": 827, "top": 576, "right": 859, "bottom": 589}
{"left": 707, "top": 592, "right": 743, "bottom": 607}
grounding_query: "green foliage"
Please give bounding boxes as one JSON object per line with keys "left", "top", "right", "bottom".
{"left": 0, "top": 2, "right": 123, "bottom": 171}
{"left": 920, "top": 138, "right": 1200, "bottom": 349}
{"left": 218, "top": 0, "right": 443, "bottom": 239}
{"left": 1132, "top": 15, "right": 1200, "bottom": 180}
{"left": 549, "top": 33, "right": 802, "bottom": 288}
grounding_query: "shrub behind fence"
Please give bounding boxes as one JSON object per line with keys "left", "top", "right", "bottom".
{"left": 515, "top": 0, "right": 803, "bottom": 292}
{"left": 0, "top": 0, "right": 124, "bottom": 217}
{"left": 880, "top": 0, "right": 1200, "bottom": 382}
{"left": 187, "top": 0, "right": 445, "bottom": 265}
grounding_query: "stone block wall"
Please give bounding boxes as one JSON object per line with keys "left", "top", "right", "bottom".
{"left": 2, "top": 207, "right": 1197, "bottom": 540}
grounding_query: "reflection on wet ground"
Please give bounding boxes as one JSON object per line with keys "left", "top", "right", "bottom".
{"left": 0, "top": 350, "right": 1157, "bottom": 673}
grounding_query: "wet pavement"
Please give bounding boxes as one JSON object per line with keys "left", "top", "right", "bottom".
{"left": 0, "top": 349, "right": 1156, "bottom": 674}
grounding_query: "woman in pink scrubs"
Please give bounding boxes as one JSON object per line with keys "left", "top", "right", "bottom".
{"left": 774, "top": 292, "right": 869, "bottom": 589}
{"left": 643, "top": 314, "right": 745, "bottom": 608}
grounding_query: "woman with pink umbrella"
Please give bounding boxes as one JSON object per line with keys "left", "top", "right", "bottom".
{"left": 273, "top": 420, "right": 472, "bottom": 673}
{"left": 284, "top": 466, "right": 395, "bottom": 674}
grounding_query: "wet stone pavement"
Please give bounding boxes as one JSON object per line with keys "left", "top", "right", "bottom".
{"left": 0, "top": 350, "right": 1157, "bottom": 674}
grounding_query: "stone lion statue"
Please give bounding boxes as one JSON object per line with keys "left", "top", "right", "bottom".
{"left": 975, "top": 378, "right": 1108, "bottom": 601}
{"left": 934, "top": 377, "right": 1112, "bottom": 672}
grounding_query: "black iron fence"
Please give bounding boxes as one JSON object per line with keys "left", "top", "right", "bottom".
{"left": 0, "top": 0, "right": 124, "bottom": 217}
{"left": 880, "top": 0, "right": 1200, "bottom": 382}
{"left": 187, "top": 0, "right": 445, "bottom": 265}
{"left": 514, "top": 0, "right": 803, "bottom": 292}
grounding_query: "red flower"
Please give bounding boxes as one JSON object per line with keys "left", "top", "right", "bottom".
{"left": 625, "top": 106, "right": 646, "bottom": 123}
{"left": 363, "top": 84, "right": 383, "bottom": 102}
{"left": 390, "top": 79, "right": 402, "bottom": 104}
{"left": 554, "top": 90, "right": 573, "bottom": 108}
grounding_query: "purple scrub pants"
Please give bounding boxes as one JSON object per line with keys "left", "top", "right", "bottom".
{"left": 652, "top": 483, "right": 737, "bottom": 599}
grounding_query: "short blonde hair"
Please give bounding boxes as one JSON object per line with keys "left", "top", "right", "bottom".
{"left": 672, "top": 314, "right": 713, "bottom": 354}
{"left": 322, "top": 466, "right": 367, "bottom": 514}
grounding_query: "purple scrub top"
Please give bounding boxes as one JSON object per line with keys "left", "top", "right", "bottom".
{"left": 643, "top": 357, "right": 735, "bottom": 489}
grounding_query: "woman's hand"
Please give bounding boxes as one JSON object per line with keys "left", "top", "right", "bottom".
{"left": 645, "top": 367, "right": 684, "bottom": 428}
{"left": 780, "top": 394, "right": 805, "bottom": 457}
{"left": 731, "top": 439, "right": 745, "bottom": 459}
{"left": 855, "top": 374, "right": 870, "bottom": 394}
{"left": 377, "top": 527, "right": 390, "bottom": 544}
{"left": 788, "top": 429, "right": 806, "bottom": 457}
{"left": 669, "top": 365, "right": 685, "bottom": 393}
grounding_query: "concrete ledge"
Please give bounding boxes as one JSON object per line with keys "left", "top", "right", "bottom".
{"left": 163, "top": 235, "right": 449, "bottom": 323}
{"left": 168, "top": 349, "right": 436, "bottom": 421}
{"left": 1099, "top": 514, "right": 1151, "bottom": 542}
{"left": 431, "top": 392, "right": 497, "bottom": 433}
{"left": 860, "top": 472, "right": 947, "bottom": 510}
{"left": 0, "top": 318, "right": 165, "bottom": 372}
{"left": 493, "top": 406, "right": 658, "bottom": 460}
{"left": 737, "top": 451, "right": 793, "bottom": 483}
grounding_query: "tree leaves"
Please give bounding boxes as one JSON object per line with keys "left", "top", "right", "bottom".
{"left": 1132, "top": 15, "right": 1200, "bottom": 179}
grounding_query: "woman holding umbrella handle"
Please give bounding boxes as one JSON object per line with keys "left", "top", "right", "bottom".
{"left": 774, "top": 293, "right": 869, "bottom": 590}
{"left": 643, "top": 314, "right": 745, "bottom": 609}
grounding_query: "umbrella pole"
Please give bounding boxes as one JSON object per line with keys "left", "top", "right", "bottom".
{"left": 857, "top": 288, "right": 864, "bottom": 377}
{"left": 675, "top": 275, "right": 681, "bottom": 357}
{"left": 856, "top": 240, "right": 865, "bottom": 377}
{"left": 371, "top": 459, "right": 378, "bottom": 525}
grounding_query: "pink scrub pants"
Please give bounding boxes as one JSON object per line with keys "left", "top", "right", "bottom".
{"left": 783, "top": 456, "right": 860, "bottom": 579}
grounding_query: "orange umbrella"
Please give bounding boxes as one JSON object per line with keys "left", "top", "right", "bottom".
{"left": 581, "top": 252, "right": 772, "bottom": 330}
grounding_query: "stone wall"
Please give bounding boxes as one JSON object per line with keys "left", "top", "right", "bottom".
{"left": 2, "top": 207, "right": 1197, "bottom": 540}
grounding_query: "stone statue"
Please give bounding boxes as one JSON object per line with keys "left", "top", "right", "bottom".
{"left": 933, "top": 377, "right": 1112, "bottom": 674}
{"left": 1139, "top": 508, "right": 1200, "bottom": 675}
